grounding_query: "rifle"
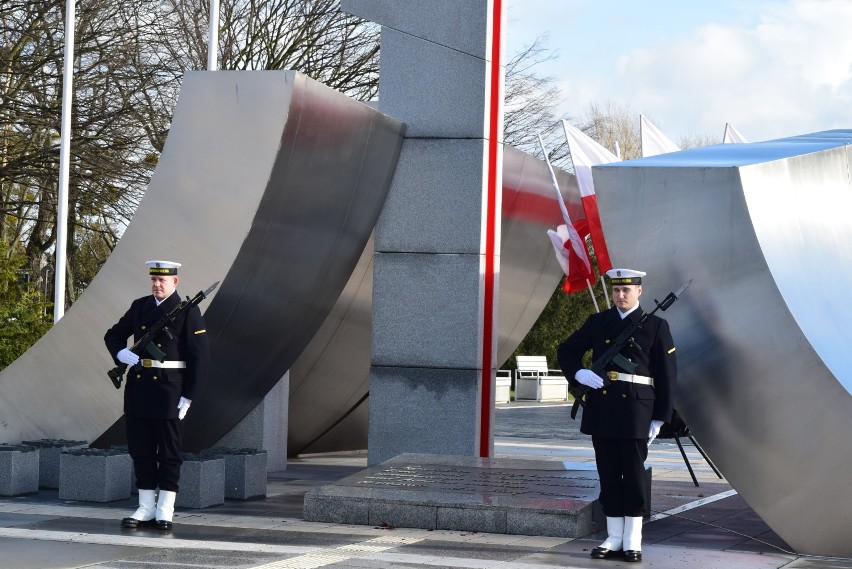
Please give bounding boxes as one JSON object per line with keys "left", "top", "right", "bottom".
{"left": 569, "top": 279, "right": 692, "bottom": 419}
{"left": 107, "top": 281, "right": 219, "bottom": 389}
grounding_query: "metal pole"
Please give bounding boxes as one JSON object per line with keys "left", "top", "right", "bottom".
{"left": 208, "top": 0, "right": 220, "bottom": 70}
{"left": 54, "top": 0, "right": 75, "bottom": 322}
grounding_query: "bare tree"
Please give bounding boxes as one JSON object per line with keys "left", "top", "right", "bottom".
{"left": 584, "top": 102, "right": 718, "bottom": 158}
{"left": 2, "top": 1, "right": 583, "bottom": 314}
{"left": 1, "top": 0, "right": 382, "bottom": 309}
{"left": 583, "top": 100, "right": 641, "bottom": 159}
{"left": 678, "top": 131, "right": 718, "bottom": 149}
{"left": 503, "top": 35, "right": 573, "bottom": 163}
{"left": 148, "top": 0, "right": 379, "bottom": 100}
{"left": 1, "top": 0, "right": 160, "bottom": 306}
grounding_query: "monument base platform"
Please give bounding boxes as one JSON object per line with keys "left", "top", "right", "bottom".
{"left": 304, "top": 453, "right": 651, "bottom": 538}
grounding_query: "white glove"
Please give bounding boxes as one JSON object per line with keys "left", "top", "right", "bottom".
{"left": 177, "top": 397, "right": 192, "bottom": 420}
{"left": 574, "top": 369, "right": 604, "bottom": 389}
{"left": 117, "top": 348, "right": 139, "bottom": 366}
{"left": 648, "top": 419, "right": 664, "bottom": 444}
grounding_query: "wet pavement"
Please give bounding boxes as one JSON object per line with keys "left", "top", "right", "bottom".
{"left": 0, "top": 401, "right": 849, "bottom": 568}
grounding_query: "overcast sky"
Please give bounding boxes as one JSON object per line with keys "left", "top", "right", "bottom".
{"left": 506, "top": 0, "right": 852, "bottom": 145}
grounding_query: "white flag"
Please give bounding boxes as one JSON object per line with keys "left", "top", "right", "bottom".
{"left": 723, "top": 123, "right": 748, "bottom": 143}
{"left": 640, "top": 114, "right": 680, "bottom": 157}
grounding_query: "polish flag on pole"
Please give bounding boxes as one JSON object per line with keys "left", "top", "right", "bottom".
{"left": 560, "top": 120, "right": 617, "bottom": 275}
{"left": 547, "top": 226, "right": 597, "bottom": 298}
{"left": 723, "top": 123, "right": 748, "bottom": 143}
{"left": 640, "top": 114, "right": 680, "bottom": 157}
{"left": 537, "top": 135, "right": 596, "bottom": 297}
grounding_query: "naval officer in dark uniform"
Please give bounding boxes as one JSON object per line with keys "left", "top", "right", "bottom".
{"left": 557, "top": 268, "right": 676, "bottom": 563}
{"left": 105, "top": 260, "right": 210, "bottom": 531}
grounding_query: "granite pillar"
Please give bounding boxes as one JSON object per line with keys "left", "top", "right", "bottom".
{"left": 213, "top": 371, "right": 288, "bottom": 471}
{"left": 342, "top": 0, "right": 504, "bottom": 464}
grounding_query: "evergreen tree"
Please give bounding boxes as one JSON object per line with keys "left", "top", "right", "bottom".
{"left": 0, "top": 243, "right": 52, "bottom": 370}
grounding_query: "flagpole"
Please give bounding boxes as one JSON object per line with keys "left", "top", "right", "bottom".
{"left": 536, "top": 134, "right": 572, "bottom": 226}
{"left": 208, "top": 0, "right": 220, "bottom": 71}
{"left": 586, "top": 279, "right": 600, "bottom": 312}
{"left": 601, "top": 275, "right": 611, "bottom": 309}
{"left": 54, "top": 0, "right": 75, "bottom": 323}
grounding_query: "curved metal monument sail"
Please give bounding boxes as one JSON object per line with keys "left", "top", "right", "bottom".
{"left": 593, "top": 130, "right": 852, "bottom": 557}
{"left": 0, "top": 70, "right": 406, "bottom": 449}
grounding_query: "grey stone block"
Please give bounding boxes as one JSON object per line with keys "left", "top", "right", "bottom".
{"left": 367, "top": 367, "right": 480, "bottom": 465}
{"left": 341, "top": 0, "right": 489, "bottom": 58}
{"left": 369, "top": 501, "right": 437, "bottom": 530}
{"left": 261, "top": 373, "right": 288, "bottom": 472}
{"left": 375, "top": 139, "right": 487, "bottom": 255}
{"left": 205, "top": 448, "right": 267, "bottom": 500}
{"left": 213, "top": 372, "right": 289, "bottom": 472}
{"left": 59, "top": 449, "right": 132, "bottom": 502}
{"left": 303, "top": 493, "right": 370, "bottom": 525}
{"left": 437, "top": 505, "right": 507, "bottom": 534}
{"left": 301, "top": 453, "right": 619, "bottom": 538}
{"left": 0, "top": 444, "right": 39, "bottom": 496}
{"left": 371, "top": 253, "right": 484, "bottom": 368}
{"left": 507, "top": 506, "right": 598, "bottom": 538}
{"left": 377, "top": 27, "right": 489, "bottom": 138}
{"left": 175, "top": 454, "right": 225, "bottom": 509}
{"left": 106, "top": 445, "right": 137, "bottom": 494}
{"left": 21, "top": 439, "right": 87, "bottom": 489}
{"left": 213, "top": 401, "right": 266, "bottom": 450}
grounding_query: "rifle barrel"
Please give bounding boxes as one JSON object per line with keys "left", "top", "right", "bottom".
{"left": 675, "top": 279, "right": 693, "bottom": 298}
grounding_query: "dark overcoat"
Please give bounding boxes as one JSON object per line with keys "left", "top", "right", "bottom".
{"left": 104, "top": 291, "right": 210, "bottom": 419}
{"left": 557, "top": 305, "right": 676, "bottom": 439}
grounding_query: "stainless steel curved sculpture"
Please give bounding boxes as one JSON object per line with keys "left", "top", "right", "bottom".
{"left": 593, "top": 130, "right": 852, "bottom": 557}
{"left": 0, "top": 70, "right": 405, "bottom": 449}
{"left": 288, "top": 145, "right": 580, "bottom": 454}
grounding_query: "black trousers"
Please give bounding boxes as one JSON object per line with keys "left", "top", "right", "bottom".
{"left": 126, "top": 415, "right": 184, "bottom": 492}
{"left": 592, "top": 436, "right": 648, "bottom": 517}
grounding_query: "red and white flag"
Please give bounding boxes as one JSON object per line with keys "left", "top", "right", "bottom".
{"left": 547, "top": 225, "right": 593, "bottom": 294}
{"left": 537, "top": 135, "right": 594, "bottom": 294}
{"left": 640, "top": 114, "right": 680, "bottom": 157}
{"left": 723, "top": 123, "right": 748, "bottom": 143}
{"left": 560, "top": 120, "right": 617, "bottom": 274}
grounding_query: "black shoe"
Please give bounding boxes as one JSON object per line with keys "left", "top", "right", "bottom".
{"left": 155, "top": 519, "right": 173, "bottom": 531}
{"left": 623, "top": 550, "right": 643, "bottom": 562}
{"left": 122, "top": 517, "right": 157, "bottom": 529}
{"left": 590, "top": 546, "right": 623, "bottom": 559}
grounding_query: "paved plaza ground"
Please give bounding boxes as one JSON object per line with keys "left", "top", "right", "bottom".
{"left": 0, "top": 401, "right": 848, "bottom": 569}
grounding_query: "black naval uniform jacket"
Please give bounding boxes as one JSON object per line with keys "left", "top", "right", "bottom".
{"left": 104, "top": 291, "right": 210, "bottom": 419}
{"left": 557, "top": 305, "right": 676, "bottom": 439}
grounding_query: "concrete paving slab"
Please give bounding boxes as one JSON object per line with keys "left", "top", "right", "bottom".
{"left": 0, "top": 402, "right": 847, "bottom": 569}
{"left": 0, "top": 536, "right": 155, "bottom": 569}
